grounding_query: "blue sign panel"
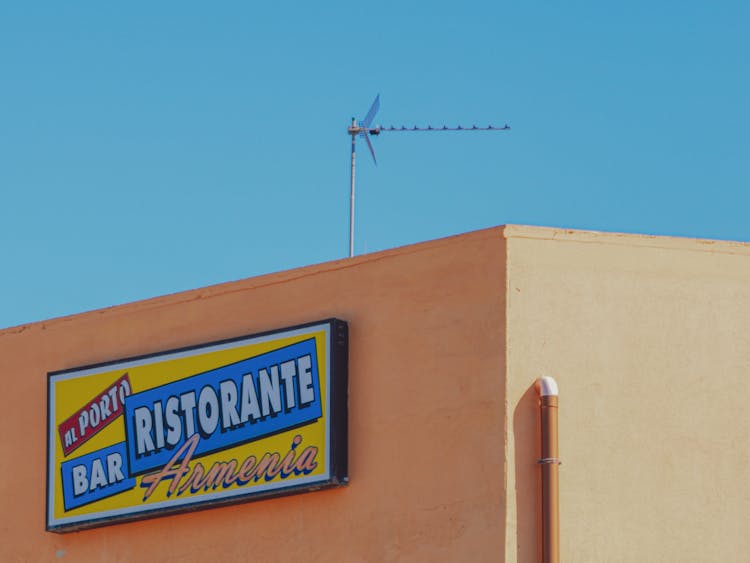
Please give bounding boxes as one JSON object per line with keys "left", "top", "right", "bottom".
{"left": 61, "top": 442, "right": 136, "bottom": 511}
{"left": 123, "top": 338, "right": 322, "bottom": 475}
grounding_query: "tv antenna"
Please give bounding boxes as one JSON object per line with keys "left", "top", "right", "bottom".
{"left": 347, "top": 94, "right": 509, "bottom": 257}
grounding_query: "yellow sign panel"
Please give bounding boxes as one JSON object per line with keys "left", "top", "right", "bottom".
{"left": 46, "top": 319, "right": 348, "bottom": 532}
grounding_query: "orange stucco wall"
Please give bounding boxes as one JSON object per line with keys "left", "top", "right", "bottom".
{"left": 0, "top": 228, "right": 507, "bottom": 562}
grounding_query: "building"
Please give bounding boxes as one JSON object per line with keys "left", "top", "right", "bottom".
{"left": 2, "top": 225, "right": 748, "bottom": 561}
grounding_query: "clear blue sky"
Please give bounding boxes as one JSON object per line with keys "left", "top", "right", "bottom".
{"left": 1, "top": 2, "right": 748, "bottom": 328}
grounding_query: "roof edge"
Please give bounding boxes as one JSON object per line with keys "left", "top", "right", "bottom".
{"left": 4, "top": 223, "right": 749, "bottom": 337}
{"left": 500, "top": 224, "right": 750, "bottom": 254}
{"left": 0, "top": 226, "right": 506, "bottom": 337}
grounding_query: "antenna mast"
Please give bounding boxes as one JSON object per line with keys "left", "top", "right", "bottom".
{"left": 348, "top": 95, "right": 380, "bottom": 257}
{"left": 347, "top": 95, "right": 509, "bottom": 257}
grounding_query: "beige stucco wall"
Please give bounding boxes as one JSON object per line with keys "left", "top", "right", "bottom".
{"left": 0, "top": 228, "right": 506, "bottom": 562}
{"left": 505, "top": 225, "right": 750, "bottom": 562}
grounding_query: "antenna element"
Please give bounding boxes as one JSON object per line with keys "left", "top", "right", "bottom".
{"left": 346, "top": 95, "right": 509, "bottom": 257}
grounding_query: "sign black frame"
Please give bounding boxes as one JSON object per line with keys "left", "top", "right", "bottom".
{"left": 46, "top": 318, "right": 348, "bottom": 532}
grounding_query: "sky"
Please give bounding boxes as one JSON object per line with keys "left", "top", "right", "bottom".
{"left": 1, "top": 1, "right": 748, "bottom": 329}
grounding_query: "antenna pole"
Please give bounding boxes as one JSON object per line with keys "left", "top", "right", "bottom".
{"left": 349, "top": 119, "right": 356, "bottom": 257}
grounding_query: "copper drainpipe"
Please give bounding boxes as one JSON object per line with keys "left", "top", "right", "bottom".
{"left": 537, "top": 376, "right": 560, "bottom": 563}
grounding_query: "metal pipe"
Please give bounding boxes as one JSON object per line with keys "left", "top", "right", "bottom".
{"left": 349, "top": 120, "right": 356, "bottom": 258}
{"left": 537, "top": 376, "right": 560, "bottom": 563}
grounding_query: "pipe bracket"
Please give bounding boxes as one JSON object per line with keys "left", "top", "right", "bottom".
{"left": 537, "top": 457, "right": 562, "bottom": 465}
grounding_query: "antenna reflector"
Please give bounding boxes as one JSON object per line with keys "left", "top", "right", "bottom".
{"left": 360, "top": 94, "right": 380, "bottom": 129}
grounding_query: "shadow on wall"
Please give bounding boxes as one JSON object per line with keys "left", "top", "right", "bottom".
{"left": 514, "top": 383, "right": 541, "bottom": 562}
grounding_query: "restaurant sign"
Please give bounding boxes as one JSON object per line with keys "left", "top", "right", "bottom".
{"left": 46, "top": 319, "right": 348, "bottom": 532}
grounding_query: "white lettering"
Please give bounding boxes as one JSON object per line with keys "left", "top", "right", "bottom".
{"left": 197, "top": 386, "right": 219, "bottom": 436}
{"left": 298, "top": 355, "right": 315, "bottom": 405}
{"left": 72, "top": 465, "right": 88, "bottom": 496}
{"left": 89, "top": 402, "right": 101, "bottom": 427}
{"left": 119, "top": 378, "right": 131, "bottom": 405}
{"left": 259, "top": 366, "right": 282, "bottom": 417}
{"left": 240, "top": 373, "right": 261, "bottom": 422}
{"left": 134, "top": 406, "right": 155, "bottom": 456}
{"left": 78, "top": 410, "right": 89, "bottom": 436}
{"left": 165, "top": 396, "right": 181, "bottom": 446}
{"left": 279, "top": 360, "right": 297, "bottom": 409}
{"left": 89, "top": 459, "right": 107, "bottom": 491}
{"left": 220, "top": 380, "right": 240, "bottom": 429}
{"left": 99, "top": 393, "right": 112, "bottom": 419}
{"left": 130, "top": 353, "right": 317, "bottom": 451}
{"left": 153, "top": 401, "right": 165, "bottom": 450}
{"left": 108, "top": 386, "right": 119, "bottom": 411}
{"left": 180, "top": 392, "right": 197, "bottom": 437}
{"left": 106, "top": 453, "right": 125, "bottom": 484}
{"left": 64, "top": 428, "right": 77, "bottom": 448}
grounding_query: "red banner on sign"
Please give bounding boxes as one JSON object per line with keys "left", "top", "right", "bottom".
{"left": 57, "top": 373, "right": 131, "bottom": 457}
